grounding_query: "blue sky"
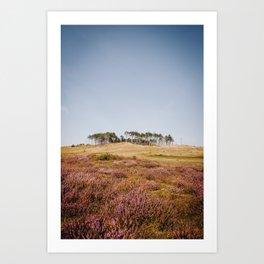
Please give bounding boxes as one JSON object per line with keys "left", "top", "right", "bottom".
{"left": 61, "top": 25, "right": 203, "bottom": 146}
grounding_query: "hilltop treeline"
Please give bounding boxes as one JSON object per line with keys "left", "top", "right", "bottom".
{"left": 87, "top": 131, "right": 174, "bottom": 146}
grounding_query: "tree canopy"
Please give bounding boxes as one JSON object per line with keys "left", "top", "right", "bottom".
{"left": 88, "top": 131, "right": 174, "bottom": 146}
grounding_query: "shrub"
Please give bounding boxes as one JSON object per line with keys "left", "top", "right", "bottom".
{"left": 97, "top": 153, "right": 119, "bottom": 161}
{"left": 61, "top": 216, "right": 130, "bottom": 239}
{"left": 61, "top": 153, "right": 203, "bottom": 239}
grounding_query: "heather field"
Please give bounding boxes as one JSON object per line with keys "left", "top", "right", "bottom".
{"left": 61, "top": 143, "right": 203, "bottom": 239}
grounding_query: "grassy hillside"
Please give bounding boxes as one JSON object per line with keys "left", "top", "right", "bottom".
{"left": 62, "top": 142, "right": 203, "bottom": 167}
{"left": 61, "top": 143, "right": 203, "bottom": 239}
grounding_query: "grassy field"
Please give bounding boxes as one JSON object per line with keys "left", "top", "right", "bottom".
{"left": 61, "top": 143, "right": 203, "bottom": 239}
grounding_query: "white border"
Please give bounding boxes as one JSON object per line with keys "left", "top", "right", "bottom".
{"left": 47, "top": 11, "right": 217, "bottom": 253}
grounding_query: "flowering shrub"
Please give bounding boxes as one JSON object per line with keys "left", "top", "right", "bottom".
{"left": 61, "top": 153, "right": 203, "bottom": 239}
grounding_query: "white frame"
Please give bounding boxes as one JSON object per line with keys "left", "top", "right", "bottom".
{"left": 47, "top": 11, "right": 217, "bottom": 253}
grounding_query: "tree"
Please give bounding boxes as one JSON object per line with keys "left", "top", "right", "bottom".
{"left": 87, "top": 131, "right": 174, "bottom": 146}
{"left": 157, "top": 133, "right": 164, "bottom": 145}
{"left": 145, "top": 132, "right": 153, "bottom": 145}
{"left": 165, "top": 134, "right": 174, "bottom": 146}
{"left": 87, "top": 132, "right": 120, "bottom": 145}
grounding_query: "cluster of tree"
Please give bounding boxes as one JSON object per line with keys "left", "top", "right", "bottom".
{"left": 88, "top": 132, "right": 120, "bottom": 145}
{"left": 87, "top": 131, "right": 174, "bottom": 146}
{"left": 124, "top": 131, "right": 174, "bottom": 145}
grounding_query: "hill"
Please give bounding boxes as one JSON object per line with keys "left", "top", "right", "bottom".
{"left": 61, "top": 143, "right": 204, "bottom": 239}
{"left": 62, "top": 142, "right": 203, "bottom": 167}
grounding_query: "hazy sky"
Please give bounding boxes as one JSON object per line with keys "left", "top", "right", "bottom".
{"left": 61, "top": 25, "right": 203, "bottom": 146}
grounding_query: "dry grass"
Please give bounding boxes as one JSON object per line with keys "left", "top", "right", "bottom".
{"left": 62, "top": 143, "right": 203, "bottom": 167}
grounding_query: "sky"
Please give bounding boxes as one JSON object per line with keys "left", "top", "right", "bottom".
{"left": 61, "top": 25, "right": 203, "bottom": 146}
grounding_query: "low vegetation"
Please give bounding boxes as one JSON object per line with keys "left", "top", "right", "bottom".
{"left": 61, "top": 143, "right": 203, "bottom": 239}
